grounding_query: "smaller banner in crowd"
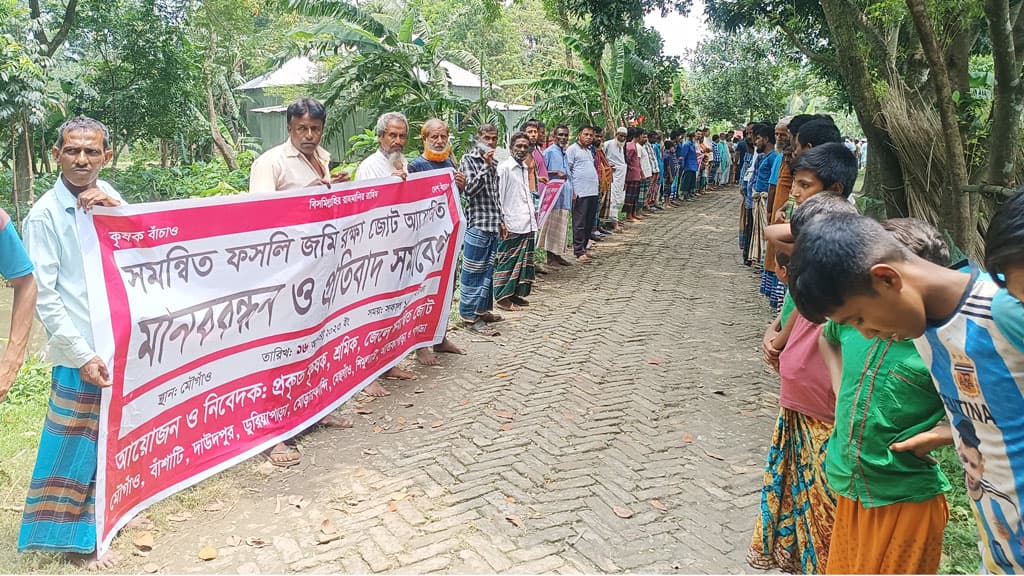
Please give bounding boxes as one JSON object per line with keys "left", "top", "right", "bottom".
{"left": 78, "top": 170, "right": 463, "bottom": 553}
{"left": 536, "top": 179, "right": 564, "bottom": 230}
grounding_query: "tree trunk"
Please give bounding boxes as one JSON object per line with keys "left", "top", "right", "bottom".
{"left": 12, "top": 113, "right": 34, "bottom": 206}
{"left": 160, "top": 139, "right": 169, "bottom": 168}
{"left": 819, "top": 0, "right": 908, "bottom": 216}
{"left": 205, "top": 29, "right": 238, "bottom": 171}
{"left": 984, "top": 0, "right": 1024, "bottom": 188}
{"left": 207, "top": 81, "right": 239, "bottom": 170}
{"left": 907, "top": 0, "right": 972, "bottom": 253}
{"left": 592, "top": 55, "right": 614, "bottom": 134}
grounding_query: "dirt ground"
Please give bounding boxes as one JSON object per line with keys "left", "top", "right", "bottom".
{"left": 4, "top": 187, "right": 783, "bottom": 574}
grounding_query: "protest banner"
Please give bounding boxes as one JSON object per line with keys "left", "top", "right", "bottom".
{"left": 78, "top": 170, "right": 463, "bottom": 553}
{"left": 536, "top": 179, "right": 564, "bottom": 230}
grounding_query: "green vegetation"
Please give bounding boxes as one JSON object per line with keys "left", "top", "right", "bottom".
{"left": 937, "top": 445, "right": 981, "bottom": 574}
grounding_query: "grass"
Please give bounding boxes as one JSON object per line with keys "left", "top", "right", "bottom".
{"left": 937, "top": 445, "right": 982, "bottom": 573}
{"left": 0, "top": 357, "right": 247, "bottom": 572}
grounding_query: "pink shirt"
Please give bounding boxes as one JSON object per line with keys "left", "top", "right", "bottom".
{"left": 778, "top": 314, "right": 836, "bottom": 423}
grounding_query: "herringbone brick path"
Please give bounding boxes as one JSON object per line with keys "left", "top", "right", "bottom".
{"left": 125, "top": 189, "right": 781, "bottom": 574}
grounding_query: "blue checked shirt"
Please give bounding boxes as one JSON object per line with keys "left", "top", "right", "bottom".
{"left": 458, "top": 147, "right": 503, "bottom": 234}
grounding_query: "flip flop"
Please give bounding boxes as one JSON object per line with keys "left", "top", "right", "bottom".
{"left": 495, "top": 301, "right": 523, "bottom": 311}
{"left": 268, "top": 443, "right": 301, "bottom": 467}
{"left": 466, "top": 320, "right": 500, "bottom": 336}
{"left": 477, "top": 311, "right": 504, "bottom": 323}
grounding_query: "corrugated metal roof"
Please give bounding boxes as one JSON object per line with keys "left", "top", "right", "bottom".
{"left": 238, "top": 57, "right": 488, "bottom": 90}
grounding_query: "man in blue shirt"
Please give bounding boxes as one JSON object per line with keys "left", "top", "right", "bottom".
{"left": 540, "top": 125, "right": 572, "bottom": 266}
{"left": 745, "top": 122, "right": 777, "bottom": 266}
{"left": 678, "top": 132, "right": 699, "bottom": 201}
{"left": 567, "top": 126, "right": 600, "bottom": 262}
{"left": 0, "top": 208, "right": 37, "bottom": 403}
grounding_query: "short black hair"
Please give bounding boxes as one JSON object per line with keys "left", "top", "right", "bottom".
{"left": 286, "top": 98, "right": 327, "bottom": 124}
{"left": 712, "top": 134, "right": 720, "bottom": 142}
{"left": 787, "top": 114, "right": 817, "bottom": 137}
{"left": 56, "top": 116, "right": 111, "bottom": 151}
{"left": 775, "top": 250, "right": 791, "bottom": 269}
{"left": 577, "top": 125, "right": 593, "bottom": 135}
{"left": 795, "top": 119, "right": 842, "bottom": 149}
{"left": 522, "top": 119, "right": 542, "bottom": 131}
{"left": 789, "top": 213, "right": 912, "bottom": 323}
{"left": 752, "top": 122, "right": 775, "bottom": 144}
{"left": 957, "top": 419, "right": 981, "bottom": 449}
{"left": 883, "top": 218, "right": 951, "bottom": 267}
{"left": 664, "top": 139, "right": 676, "bottom": 149}
{"left": 509, "top": 131, "right": 531, "bottom": 146}
{"left": 985, "top": 188, "right": 1024, "bottom": 286}
{"left": 553, "top": 124, "right": 569, "bottom": 134}
{"left": 790, "top": 193, "right": 859, "bottom": 239}
{"left": 791, "top": 142, "right": 859, "bottom": 197}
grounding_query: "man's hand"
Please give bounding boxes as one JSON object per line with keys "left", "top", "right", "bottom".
{"left": 484, "top": 151, "right": 495, "bottom": 167}
{"left": 539, "top": 176, "right": 549, "bottom": 184}
{"left": 78, "top": 188, "right": 122, "bottom": 212}
{"left": 890, "top": 424, "right": 954, "bottom": 464}
{"left": 392, "top": 170, "right": 408, "bottom": 181}
{"left": 331, "top": 171, "right": 351, "bottom": 184}
{"left": 0, "top": 360, "right": 17, "bottom": 403}
{"left": 499, "top": 224, "right": 509, "bottom": 240}
{"left": 79, "top": 356, "right": 112, "bottom": 388}
{"left": 454, "top": 171, "right": 466, "bottom": 189}
{"left": 773, "top": 207, "right": 787, "bottom": 224}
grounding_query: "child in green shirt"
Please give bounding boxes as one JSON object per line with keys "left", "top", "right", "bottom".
{"left": 817, "top": 218, "right": 951, "bottom": 574}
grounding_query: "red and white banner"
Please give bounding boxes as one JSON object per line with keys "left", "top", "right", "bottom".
{"left": 78, "top": 170, "right": 463, "bottom": 554}
{"left": 536, "top": 179, "right": 564, "bottom": 230}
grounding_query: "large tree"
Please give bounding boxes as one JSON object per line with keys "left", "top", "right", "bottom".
{"left": 706, "top": 0, "right": 1017, "bottom": 254}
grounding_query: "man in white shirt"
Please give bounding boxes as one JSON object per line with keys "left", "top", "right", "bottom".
{"left": 20, "top": 116, "right": 125, "bottom": 569}
{"left": 249, "top": 98, "right": 349, "bottom": 193}
{"left": 248, "top": 99, "right": 354, "bottom": 467}
{"left": 638, "top": 131, "right": 654, "bottom": 210}
{"left": 493, "top": 132, "right": 538, "bottom": 311}
{"left": 603, "top": 127, "right": 627, "bottom": 230}
{"left": 356, "top": 112, "right": 409, "bottom": 181}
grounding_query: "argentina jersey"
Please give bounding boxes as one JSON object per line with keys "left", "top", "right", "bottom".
{"left": 914, "top": 276, "right": 1024, "bottom": 574}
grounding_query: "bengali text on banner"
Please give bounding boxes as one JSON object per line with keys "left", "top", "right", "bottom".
{"left": 78, "top": 170, "right": 463, "bottom": 553}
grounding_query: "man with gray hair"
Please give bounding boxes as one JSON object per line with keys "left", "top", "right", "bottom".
{"left": 356, "top": 111, "right": 409, "bottom": 181}
{"left": 355, "top": 112, "right": 417, "bottom": 395}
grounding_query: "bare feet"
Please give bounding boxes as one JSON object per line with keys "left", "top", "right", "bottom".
{"left": 416, "top": 348, "right": 441, "bottom": 366}
{"left": 68, "top": 551, "right": 119, "bottom": 571}
{"left": 364, "top": 380, "right": 391, "bottom": 397}
{"left": 124, "top": 515, "right": 153, "bottom": 531}
{"left": 319, "top": 413, "right": 353, "bottom": 429}
{"left": 268, "top": 442, "right": 301, "bottom": 467}
{"left": 383, "top": 366, "right": 417, "bottom": 380}
{"left": 434, "top": 337, "right": 465, "bottom": 355}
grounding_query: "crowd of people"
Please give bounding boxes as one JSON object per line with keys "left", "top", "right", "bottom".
{"left": 737, "top": 110, "right": 1024, "bottom": 575}
{"left": 2, "top": 97, "right": 1023, "bottom": 576}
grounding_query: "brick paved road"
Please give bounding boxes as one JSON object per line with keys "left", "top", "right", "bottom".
{"left": 127, "top": 189, "right": 781, "bottom": 574}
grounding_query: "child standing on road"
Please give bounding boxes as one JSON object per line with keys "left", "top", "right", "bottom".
{"left": 818, "top": 217, "right": 952, "bottom": 574}
{"left": 748, "top": 197, "right": 858, "bottom": 574}
{"left": 787, "top": 212, "right": 1024, "bottom": 573}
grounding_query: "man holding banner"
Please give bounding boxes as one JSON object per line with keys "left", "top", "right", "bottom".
{"left": 538, "top": 125, "right": 572, "bottom": 267}
{"left": 457, "top": 124, "right": 504, "bottom": 336}
{"left": 19, "top": 116, "right": 124, "bottom": 570}
{"left": 406, "top": 118, "right": 466, "bottom": 365}
{"left": 248, "top": 98, "right": 354, "bottom": 468}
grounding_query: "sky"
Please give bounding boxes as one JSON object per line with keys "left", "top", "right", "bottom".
{"left": 645, "top": 0, "right": 711, "bottom": 60}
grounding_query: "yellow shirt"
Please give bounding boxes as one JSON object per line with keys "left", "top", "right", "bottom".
{"left": 248, "top": 140, "right": 331, "bottom": 193}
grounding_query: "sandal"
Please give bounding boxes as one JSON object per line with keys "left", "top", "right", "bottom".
{"left": 466, "top": 319, "right": 500, "bottom": 336}
{"left": 268, "top": 442, "right": 301, "bottom": 467}
{"left": 477, "top": 311, "right": 504, "bottom": 323}
{"left": 495, "top": 300, "right": 523, "bottom": 312}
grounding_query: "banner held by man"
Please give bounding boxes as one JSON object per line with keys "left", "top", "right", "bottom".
{"left": 78, "top": 170, "right": 463, "bottom": 553}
